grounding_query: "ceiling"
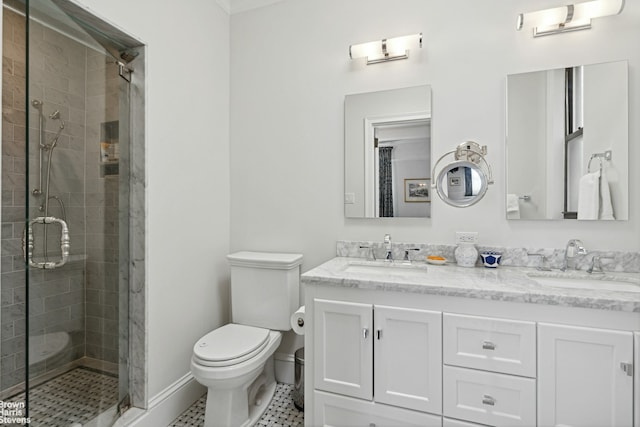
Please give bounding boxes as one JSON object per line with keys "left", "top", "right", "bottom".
{"left": 216, "top": 0, "right": 285, "bottom": 15}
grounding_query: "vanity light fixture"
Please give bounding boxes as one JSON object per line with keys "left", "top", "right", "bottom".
{"left": 349, "top": 33, "right": 422, "bottom": 65}
{"left": 516, "top": 0, "right": 625, "bottom": 37}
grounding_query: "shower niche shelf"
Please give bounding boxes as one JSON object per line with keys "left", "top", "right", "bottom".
{"left": 100, "top": 120, "right": 120, "bottom": 177}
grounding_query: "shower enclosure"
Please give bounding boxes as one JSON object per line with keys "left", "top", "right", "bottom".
{"left": 1, "top": 0, "right": 145, "bottom": 424}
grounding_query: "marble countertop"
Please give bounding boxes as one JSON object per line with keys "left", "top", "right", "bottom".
{"left": 302, "top": 257, "right": 640, "bottom": 313}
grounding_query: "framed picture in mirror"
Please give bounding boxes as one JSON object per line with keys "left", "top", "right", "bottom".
{"left": 405, "top": 178, "right": 430, "bottom": 203}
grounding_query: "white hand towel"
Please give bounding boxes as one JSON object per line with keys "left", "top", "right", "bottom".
{"left": 577, "top": 171, "right": 600, "bottom": 220}
{"left": 506, "top": 194, "right": 520, "bottom": 219}
{"left": 599, "top": 169, "right": 615, "bottom": 220}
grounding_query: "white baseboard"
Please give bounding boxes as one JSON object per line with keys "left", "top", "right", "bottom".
{"left": 118, "top": 373, "right": 205, "bottom": 427}
{"left": 118, "top": 353, "right": 295, "bottom": 426}
{"left": 274, "top": 352, "right": 295, "bottom": 385}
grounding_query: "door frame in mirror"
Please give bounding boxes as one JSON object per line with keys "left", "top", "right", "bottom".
{"left": 363, "top": 113, "right": 431, "bottom": 217}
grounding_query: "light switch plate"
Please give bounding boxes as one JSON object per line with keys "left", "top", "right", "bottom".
{"left": 345, "top": 193, "right": 355, "bottom": 204}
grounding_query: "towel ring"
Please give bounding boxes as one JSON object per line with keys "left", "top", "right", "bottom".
{"left": 587, "top": 155, "right": 603, "bottom": 173}
{"left": 587, "top": 150, "right": 612, "bottom": 173}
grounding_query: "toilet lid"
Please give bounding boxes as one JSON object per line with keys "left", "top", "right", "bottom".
{"left": 193, "top": 324, "right": 270, "bottom": 367}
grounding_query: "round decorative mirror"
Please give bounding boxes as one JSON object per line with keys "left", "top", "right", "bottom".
{"left": 432, "top": 141, "right": 493, "bottom": 207}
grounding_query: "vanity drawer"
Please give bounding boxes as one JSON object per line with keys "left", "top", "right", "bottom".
{"left": 443, "top": 366, "right": 536, "bottom": 427}
{"left": 443, "top": 313, "right": 536, "bottom": 377}
{"left": 443, "top": 417, "right": 490, "bottom": 427}
{"left": 314, "top": 390, "right": 442, "bottom": 426}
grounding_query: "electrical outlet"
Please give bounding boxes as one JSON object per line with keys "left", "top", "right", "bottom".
{"left": 456, "top": 231, "right": 478, "bottom": 244}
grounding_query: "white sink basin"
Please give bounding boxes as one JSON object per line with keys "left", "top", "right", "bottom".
{"left": 344, "top": 260, "right": 429, "bottom": 277}
{"left": 528, "top": 274, "right": 640, "bottom": 293}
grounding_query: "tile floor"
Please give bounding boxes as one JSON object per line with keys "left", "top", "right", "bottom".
{"left": 7, "top": 367, "right": 119, "bottom": 426}
{"left": 169, "top": 383, "right": 304, "bottom": 427}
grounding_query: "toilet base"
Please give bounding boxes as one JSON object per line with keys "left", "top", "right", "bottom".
{"left": 203, "top": 356, "right": 277, "bottom": 427}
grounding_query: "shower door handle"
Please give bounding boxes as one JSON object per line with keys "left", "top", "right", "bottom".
{"left": 22, "top": 216, "right": 70, "bottom": 269}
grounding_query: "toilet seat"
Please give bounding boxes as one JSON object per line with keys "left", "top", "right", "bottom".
{"left": 193, "top": 323, "right": 270, "bottom": 367}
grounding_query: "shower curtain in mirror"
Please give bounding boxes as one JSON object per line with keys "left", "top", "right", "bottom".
{"left": 379, "top": 147, "right": 394, "bottom": 217}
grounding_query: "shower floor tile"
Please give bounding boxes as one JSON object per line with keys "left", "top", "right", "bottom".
{"left": 169, "top": 383, "right": 304, "bottom": 427}
{"left": 8, "top": 367, "right": 118, "bottom": 426}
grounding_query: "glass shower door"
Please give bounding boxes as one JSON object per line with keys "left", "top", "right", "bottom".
{"left": 0, "top": 0, "right": 132, "bottom": 423}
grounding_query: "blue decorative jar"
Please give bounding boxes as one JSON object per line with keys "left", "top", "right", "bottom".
{"left": 480, "top": 251, "right": 502, "bottom": 268}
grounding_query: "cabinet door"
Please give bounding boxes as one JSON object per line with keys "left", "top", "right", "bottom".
{"left": 538, "top": 323, "right": 633, "bottom": 427}
{"left": 374, "top": 305, "right": 442, "bottom": 414}
{"left": 313, "top": 298, "right": 373, "bottom": 399}
{"left": 635, "top": 332, "right": 640, "bottom": 427}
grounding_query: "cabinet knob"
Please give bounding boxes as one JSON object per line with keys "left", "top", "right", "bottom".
{"left": 482, "top": 340, "right": 496, "bottom": 350}
{"left": 620, "top": 362, "right": 633, "bottom": 376}
{"left": 482, "top": 394, "right": 496, "bottom": 406}
{"left": 363, "top": 328, "right": 369, "bottom": 339}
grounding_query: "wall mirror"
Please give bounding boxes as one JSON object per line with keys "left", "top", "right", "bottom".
{"left": 344, "top": 85, "right": 431, "bottom": 218}
{"left": 506, "top": 60, "right": 628, "bottom": 220}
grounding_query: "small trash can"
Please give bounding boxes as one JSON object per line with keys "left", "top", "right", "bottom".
{"left": 293, "top": 347, "right": 304, "bottom": 411}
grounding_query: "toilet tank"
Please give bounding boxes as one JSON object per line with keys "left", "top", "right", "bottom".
{"left": 227, "top": 251, "right": 303, "bottom": 331}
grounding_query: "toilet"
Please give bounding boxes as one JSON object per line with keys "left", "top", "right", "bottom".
{"left": 191, "top": 251, "right": 303, "bottom": 427}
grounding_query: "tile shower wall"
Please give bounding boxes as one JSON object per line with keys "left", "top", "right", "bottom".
{"left": 1, "top": 7, "right": 119, "bottom": 392}
{"left": 84, "top": 50, "right": 120, "bottom": 364}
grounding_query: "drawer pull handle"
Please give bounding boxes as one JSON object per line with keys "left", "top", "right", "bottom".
{"left": 363, "top": 328, "right": 369, "bottom": 339}
{"left": 482, "top": 395, "right": 496, "bottom": 406}
{"left": 482, "top": 340, "right": 496, "bottom": 350}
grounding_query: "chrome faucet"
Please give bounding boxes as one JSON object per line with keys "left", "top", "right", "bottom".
{"left": 561, "top": 239, "right": 587, "bottom": 271}
{"left": 384, "top": 234, "right": 392, "bottom": 260}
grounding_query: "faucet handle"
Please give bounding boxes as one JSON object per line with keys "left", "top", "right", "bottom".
{"left": 587, "top": 256, "right": 613, "bottom": 274}
{"left": 404, "top": 248, "right": 420, "bottom": 262}
{"left": 528, "top": 253, "right": 552, "bottom": 271}
{"left": 359, "top": 245, "right": 376, "bottom": 261}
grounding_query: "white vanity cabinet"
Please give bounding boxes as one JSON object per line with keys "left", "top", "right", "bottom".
{"left": 313, "top": 298, "right": 442, "bottom": 424}
{"left": 538, "top": 323, "right": 634, "bottom": 427}
{"left": 303, "top": 257, "right": 640, "bottom": 427}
